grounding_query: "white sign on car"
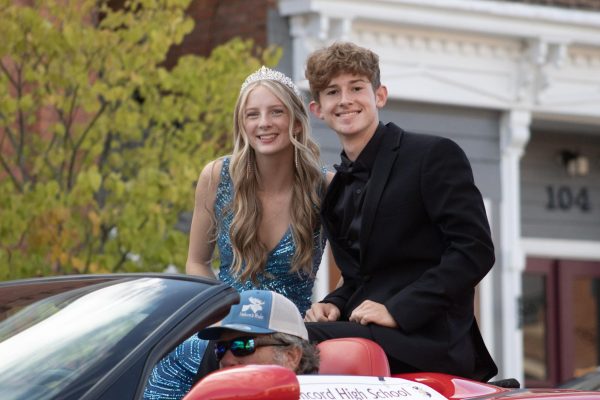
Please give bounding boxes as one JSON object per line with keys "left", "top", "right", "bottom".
{"left": 297, "top": 375, "right": 448, "bottom": 400}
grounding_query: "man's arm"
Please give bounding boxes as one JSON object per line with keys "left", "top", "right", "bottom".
{"left": 143, "top": 335, "right": 208, "bottom": 400}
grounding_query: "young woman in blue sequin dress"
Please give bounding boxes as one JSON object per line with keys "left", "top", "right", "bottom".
{"left": 143, "top": 67, "right": 335, "bottom": 400}
{"left": 186, "top": 68, "right": 330, "bottom": 314}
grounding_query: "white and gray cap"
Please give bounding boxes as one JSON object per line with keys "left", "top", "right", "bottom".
{"left": 198, "top": 290, "right": 309, "bottom": 341}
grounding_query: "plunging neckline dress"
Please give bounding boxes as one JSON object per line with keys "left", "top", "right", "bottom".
{"left": 214, "top": 156, "right": 324, "bottom": 315}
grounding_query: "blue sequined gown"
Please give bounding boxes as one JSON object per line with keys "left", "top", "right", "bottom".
{"left": 143, "top": 156, "right": 325, "bottom": 400}
{"left": 215, "top": 157, "right": 323, "bottom": 314}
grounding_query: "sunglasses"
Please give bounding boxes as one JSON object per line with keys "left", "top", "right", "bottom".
{"left": 214, "top": 336, "right": 288, "bottom": 360}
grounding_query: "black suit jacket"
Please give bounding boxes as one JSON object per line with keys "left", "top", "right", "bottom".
{"left": 321, "top": 122, "right": 497, "bottom": 381}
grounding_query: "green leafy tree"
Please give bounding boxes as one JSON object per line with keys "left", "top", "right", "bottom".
{"left": 0, "top": 0, "right": 280, "bottom": 279}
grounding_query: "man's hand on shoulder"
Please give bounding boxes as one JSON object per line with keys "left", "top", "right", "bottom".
{"left": 304, "top": 303, "right": 341, "bottom": 322}
{"left": 349, "top": 300, "right": 398, "bottom": 328}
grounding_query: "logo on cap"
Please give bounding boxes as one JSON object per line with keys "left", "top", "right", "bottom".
{"left": 240, "top": 296, "right": 265, "bottom": 320}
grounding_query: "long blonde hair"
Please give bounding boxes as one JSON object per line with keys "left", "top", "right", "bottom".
{"left": 227, "top": 79, "right": 325, "bottom": 283}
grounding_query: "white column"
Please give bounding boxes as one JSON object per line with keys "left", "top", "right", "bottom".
{"left": 313, "top": 242, "right": 331, "bottom": 302}
{"left": 289, "top": 15, "right": 310, "bottom": 86}
{"left": 479, "top": 198, "right": 495, "bottom": 360}
{"left": 499, "top": 109, "right": 531, "bottom": 381}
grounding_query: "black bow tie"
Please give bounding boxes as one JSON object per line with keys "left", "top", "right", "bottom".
{"left": 334, "top": 156, "right": 369, "bottom": 183}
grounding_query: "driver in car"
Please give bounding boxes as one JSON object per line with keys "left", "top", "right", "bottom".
{"left": 143, "top": 290, "right": 319, "bottom": 400}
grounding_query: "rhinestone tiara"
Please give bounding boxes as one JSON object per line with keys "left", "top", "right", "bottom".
{"left": 240, "top": 66, "right": 301, "bottom": 97}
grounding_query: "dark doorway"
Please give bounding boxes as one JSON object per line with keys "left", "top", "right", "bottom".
{"left": 523, "top": 258, "right": 600, "bottom": 387}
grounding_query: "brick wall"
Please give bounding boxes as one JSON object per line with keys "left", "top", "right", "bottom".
{"left": 164, "top": 0, "right": 274, "bottom": 68}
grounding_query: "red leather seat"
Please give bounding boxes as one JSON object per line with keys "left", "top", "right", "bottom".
{"left": 317, "top": 337, "right": 391, "bottom": 376}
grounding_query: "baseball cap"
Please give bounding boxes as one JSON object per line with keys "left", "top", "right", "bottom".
{"left": 198, "top": 290, "right": 309, "bottom": 341}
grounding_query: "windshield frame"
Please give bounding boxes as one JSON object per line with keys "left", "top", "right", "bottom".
{"left": 0, "top": 274, "right": 224, "bottom": 400}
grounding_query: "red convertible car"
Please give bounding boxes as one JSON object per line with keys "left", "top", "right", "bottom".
{"left": 186, "top": 337, "right": 600, "bottom": 400}
{"left": 0, "top": 274, "right": 598, "bottom": 400}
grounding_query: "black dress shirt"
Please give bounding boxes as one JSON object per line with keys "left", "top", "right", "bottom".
{"left": 331, "top": 123, "right": 385, "bottom": 262}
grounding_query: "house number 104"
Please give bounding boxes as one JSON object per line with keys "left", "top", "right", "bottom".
{"left": 545, "top": 186, "right": 591, "bottom": 212}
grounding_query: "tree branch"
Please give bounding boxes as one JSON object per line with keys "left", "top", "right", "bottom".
{"left": 55, "top": 87, "right": 76, "bottom": 149}
{"left": 66, "top": 85, "right": 79, "bottom": 137}
{"left": 67, "top": 101, "right": 107, "bottom": 191}
{"left": 42, "top": 127, "right": 61, "bottom": 180}
{"left": 0, "top": 111, "right": 19, "bottom": 151}
{"left": 0, "top": 59, "right": 18, "bottom": 90}
{"left": 111, "top": 243, "right": 129, "bottom": 273}
{"left": 39, "top": 81, "right": 64, "bottom": 183}
{"left": 0, "top": 150, "right": 23, "bottom": 193}
{"left": 14, "top": 62, "right": 30, "bottom": 183}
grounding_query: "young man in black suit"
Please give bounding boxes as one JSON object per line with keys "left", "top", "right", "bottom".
{"left": 304, "top": 41, "right": 498, "bottom": 381}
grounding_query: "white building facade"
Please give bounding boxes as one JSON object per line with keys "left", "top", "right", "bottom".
{"left": 271, "top": 0, "right": 600, "bottom": 386}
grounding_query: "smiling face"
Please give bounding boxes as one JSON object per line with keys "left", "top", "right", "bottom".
{"left": 242, "top": 84, "right": 294, "bottom": 158}
{"left": 309, "top": 73, "right": 387, "bottom": 149}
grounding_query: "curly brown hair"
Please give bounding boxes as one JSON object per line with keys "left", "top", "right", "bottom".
{"left": 305, "top": 41, "right": 381, "bottom": 102}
